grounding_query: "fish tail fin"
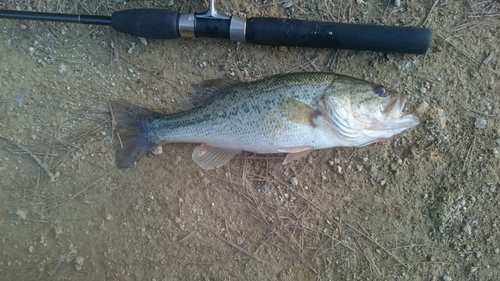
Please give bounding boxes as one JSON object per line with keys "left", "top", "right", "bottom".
{"left": 110, "top": 100, "right": 162, "bottom": 168}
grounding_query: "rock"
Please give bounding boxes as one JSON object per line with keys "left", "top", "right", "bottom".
{"left": 58, "top": 63, "right": 66, "bottom": 74}
{"left": 54, "top": 226, "right": 63, "bottom": 239}
{"left": 414, "top": 101, "right": 429, "bottom": 116}
{"left": 151, "top": 146, "right": 163, "bottom": 155}
{"left": 475, "top": 118, "right": 486, "bottom": 129}
{"left": 236, "top": 236, "right": 244, "bottom": 245}
{"left": 282, "top": 0, "right": 293, "bottom": 8}
{"left": 16, "top": 209, "right": 27, "bottom": 220}
{"left": 74, "top": 256, "right": 84, "bottom": 271}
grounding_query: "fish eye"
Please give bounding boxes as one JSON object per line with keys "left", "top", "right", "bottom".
{"left": 373, "top": 85, "right": 387, "bottom": 97}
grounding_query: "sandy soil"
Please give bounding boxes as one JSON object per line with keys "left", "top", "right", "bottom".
{"left": 1, "top": 0, "right": 499, "bottom": 280}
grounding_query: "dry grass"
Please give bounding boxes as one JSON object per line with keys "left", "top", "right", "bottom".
{"left": 202, "top": 153, "right": 409, "bottom": 277}
{"left": 456, "top": 0, "right": 500, "bottom": 30}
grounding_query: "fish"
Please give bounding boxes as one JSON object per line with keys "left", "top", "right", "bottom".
{"left": 110, "top": 72, "right": 419, "bottom": 169}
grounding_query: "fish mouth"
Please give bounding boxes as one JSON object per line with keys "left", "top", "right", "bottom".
{"left": 382, "top": 92, "right": 408, "bottom": 119}
{"left": 378, "top": 91, "right": 420, "bottom": 131}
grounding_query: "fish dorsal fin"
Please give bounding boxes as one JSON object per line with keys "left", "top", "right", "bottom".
{"left": 192, "top": 144, "right": 241, "bottom": 169}
{"left": 192, "top": 79, "right": 243, "bottom": 106}
{"left": 281, "top": 98, "right": 319, "bottom": 126}
{"left": 202, "top": 78, "right": 243, "bottom": 92}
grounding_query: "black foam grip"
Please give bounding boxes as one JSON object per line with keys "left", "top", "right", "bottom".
{"left": 246, "top": 17, "right": 431, "bottom": 54}
{"left": 111, "top": 9, "right": 179, "bottom": 39}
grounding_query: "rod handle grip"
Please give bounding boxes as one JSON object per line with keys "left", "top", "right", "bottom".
{"left": 246, "top": 17, "right": 431, "bottom": 54}
{"left": 111, "top": 9, "right": 179, "bottom": 39}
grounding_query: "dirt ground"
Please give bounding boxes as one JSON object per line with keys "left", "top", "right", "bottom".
{"left": 0, "top": 0, "right": 499, "bottom": 280}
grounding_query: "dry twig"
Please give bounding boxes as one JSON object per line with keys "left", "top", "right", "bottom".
{"left": 0, "top": 133, "right": 55, "bottom": 181}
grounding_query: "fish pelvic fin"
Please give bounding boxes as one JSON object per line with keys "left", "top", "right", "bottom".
{"left": 192, "top": 144, "right": 241, "bottom": 169}
{"left": 278, "top": 146, "right": 314, "bottom": 165}
{"left": 110, "top": 100, "right": 162, "bottom": 168}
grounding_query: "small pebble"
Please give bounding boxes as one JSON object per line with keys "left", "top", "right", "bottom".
{"left": 20, "top": 24, "right": 27, "bottom": 29}
{"left": 236, "top": 236, "right": 244, "bottom": 245}
{"left": 443, "top": 276, "right": 452, "bottom": 281}
{"left": 14, "top": 93, "right": 25, "bottom": 104}
{"left": 394, "top": 0, "right": 401, "bottom": 6}
{"left": 151, "top": 146, "right": 163, "bottom": 155}
{"left": 414, "top": 100, "right": 429, "bottom": 116}
{"left": 282, "top": 0, "right": 294, "bottom": 8}
{"left": 474, "top": 118, "right": 486, "bottom": 129}
{"left": 482, "top": 55, "right": 491, "bottom": 65}
{"left": 58, "top": 63, "right": 66, "bottom": 74}
{"left": 16, "top": 209, "right": 27, "bottom": 220}
{"left": 139, "top": 37, "right": 148, "bottom": 45}
{"left": 289, "top": 177, "right": 298, "bottom": 186}
{"left": 74, "top": 256, "right": 84, "bottom": 271}
{"left": 336, "top": 165, "right": 342, "bottom": 174}
{"left": 127, "top": 42, "right": 136, "bottom": 54}
{"left": 28, "top": 245, "right": 34, "bottom": 253}
{"left": 175, "top": 155, "right": 182, "bottom": 163}
{"left": 255, "top": 184, "right": 266, "bottom": 192}
{"left": 54, "top": 226, "right": 63, "bottom": 239}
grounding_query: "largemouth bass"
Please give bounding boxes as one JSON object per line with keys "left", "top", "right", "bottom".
{"left": 111, "top": 72, "right": 419, "bottom": 169}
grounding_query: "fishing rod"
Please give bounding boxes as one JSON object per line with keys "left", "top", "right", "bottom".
{"left": 0, "top": 0, "right": 431, "bottom": 54}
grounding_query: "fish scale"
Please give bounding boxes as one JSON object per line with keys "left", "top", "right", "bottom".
{"left": 154, "top": 74, "right": 332, "bottom": 145}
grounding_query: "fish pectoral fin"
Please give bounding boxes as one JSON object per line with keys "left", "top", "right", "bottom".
{"left": 281, "top": 98, "right": 319, "bottom": 126}
{"left": 192, "top": 144, "right": 241, "bottom": 170}
{"left": 278, "top": 146, "right": 314, "bottom": 165}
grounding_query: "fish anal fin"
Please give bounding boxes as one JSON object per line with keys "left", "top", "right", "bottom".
{"left": 192, "top": 144, "right": 241, "bottom": 169}
{"left": 282, "top": 98, "right": 319, "bottom": 127}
